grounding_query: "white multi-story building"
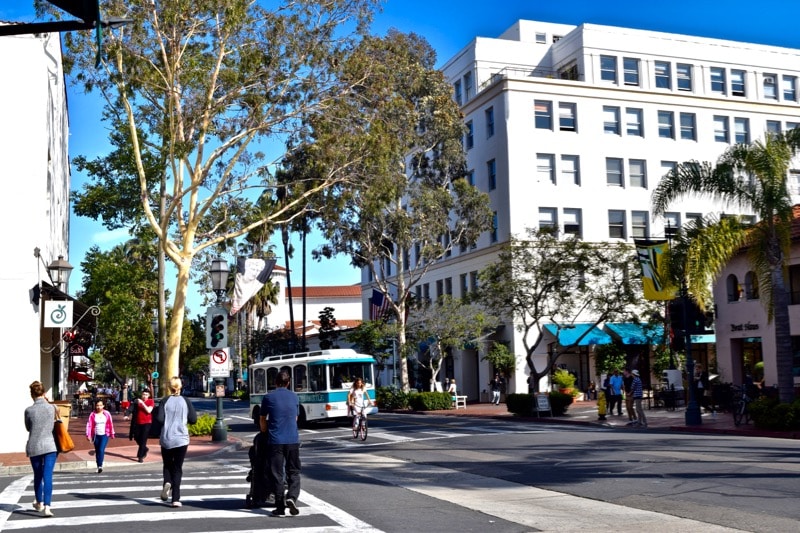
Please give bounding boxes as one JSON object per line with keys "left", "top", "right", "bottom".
{"left": 371, "top": 20, "right": 800, "bottom": 401}
{"left": 1, "top": 28, "right": 71, "bottom": 453}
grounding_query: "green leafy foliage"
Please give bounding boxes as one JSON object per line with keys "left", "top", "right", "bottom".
{"left": 409, "top": 392, "right": 454, "bottom": 411}
{"left": 552, "top": 369, "right": 576, "bottom": 389}
{"left": 594, "top": 344, "right": 628, "bottom": 376}
{"left": 749, "top": 397, "right": 800, "bottom": 430}
{"left": 482, "top": 343, "right": 516, "bottom": 378}
{"left": 375, "top": 387, "right": 412, "bottom": 410}
{"left": 188, "top": 413, "right": 218, "bottom": 436}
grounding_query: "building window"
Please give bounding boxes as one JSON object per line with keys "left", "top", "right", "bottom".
{"left": 714, "top": 115, "right": 730, "bottom": 143}
{"left": 711, "top": 67, "right": 726, "bottom": 94}
{"left": 561, "top": 155, "right": 580, "bottom": 185}
{"left": 767, "top": 120, "right": 781, "bottom": 134}
{"left": 563, "top": 208, "right": 582, "bottom": 238}
{"left": 661, "top": 161, "right": 677, "bottom": 177}
{"left": 603, "top": 106, "right": 620, "bottom": 135}
{"left": 536, "top": 154, "right": 555, "bottom": 184}
{"left": 625, "top": 108, "right": 643, "bottom": 136}
{"left": 470, "top": 271, "right": 479, "bottom": 292}
{"left": 664, "top": 212, "right": 681, "bottom": 237}
{"left": 454, "top": 80, "right": 462, "bottom": 105}
{"left": 783, "top": 75, "right": 797, "bottom": 101}
{"left": 745, "top": 271, "right": 759, "bottom": 300}
{"left": 600, "top": 55, "right": 617, "bottom": 83}
{"left": 686, "top": 212, "right": 702, "bottom": 225}
{"left": 623, "top": 57, "right": 640, "bottom": 86}
{"left": 463, "top": 71, "right": 473, "bottom": 101}
{"left": 465, "top": 120, "right": 474, "bottom": 150}
{"left": 629, "top": 159, "right": 647, "bottom": 188}
{"left": 727, "top": 274, "right": 742, "bottom": 302}
{"left": 655, "top": 61, "right": 671, "bottom": 89}
{"left": 535, "top": 32, "right": 546, "bottom": 44}
{"left": 436, "top": 279, "right": 443, "bottom": 300}
{"left": 679, "top": 112, "right": 696, "bottom": 140}
{"left": 790, "top": 265, "right": 800, "bottom": 304}
{"left": 734, "top": 117, "right": 750, "bottom": 144}
{"left": 608, "top": 210, "right": 626, "bottom": 239}
{"left": 443, "top": 233, "right": 451, "bottom": 257}
{"left": 788, "top": 122, "right": 800, "bottom": 131}
{"left": 490, "top": 212, "right": 498, "bottom": 242}
{"left": 444, "top": 277, "right": 452, "bottom": 296}
{"left": 731, "top": 69, "right": 746, "bottom": 97}
{"left": 631, "top": 211, "right": 649, "bottom": 238}
{"left": 485, "top": 107, "right": 494, "bottom": 138}
{"left": 422, "top": 283, "right": 430, "bottom": 302}
{"left": 460, "top": 273, "right": 468, "bottom": 297}
{"left": 466, "top": 169, "right": 475, "bottom": 187}
{"left": 559, "top": 102, "right": 577, "bottom": 131}
{"left": 764, "top": 74, "right": 777, "bottom": 100}
{"left": 676, "top": 63, "right": 692, "bottom": 91}
{"left": 414, "top": 242, "right": 421, "bottom": 266}
{"left": 487, "top": 159, "right": 497, "bottom": 190}
{"left": 790, "top": 169, "right": 800, "bottom": 195}
{"left": 606, "top": 157, "right": 623, "bottom": 187}
{"left": 535, "top": 100, "right": 553, "bottom": 129}
{"left": 539, "top": 207, "right": 557, "bottom": 231}
{"left": 658, "top": 110, "right": 675, "bottom": 139}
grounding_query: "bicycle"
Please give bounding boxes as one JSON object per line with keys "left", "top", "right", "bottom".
{"left": 351, "top": 406, "right": 368, "bottom": 441}
{"left": 731, "top": 385, "right": 752, "bottom": 426}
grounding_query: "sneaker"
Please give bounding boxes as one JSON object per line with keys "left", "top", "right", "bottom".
{"left": 171, "top": 501, "right": 182, "bottom": 508}
{"left": 97, "top": 467, "right": 103, "bottom": 473}
{"left": 271, "top": 508, "right": 286, "bottom": 517}
{"left": 160, "top": 482, "right": 172, "bottom": 502}
{"left": 286, "top": 499, "right": 299, "bottom": 516}
{"left": 138, "top": 458, "right": 144, "bottom": 463}
{"left": 40, "top": 506, "right": 54, "bottom": 518}
{"left": 32, "top": 502, "right": 43, "bottom": 512}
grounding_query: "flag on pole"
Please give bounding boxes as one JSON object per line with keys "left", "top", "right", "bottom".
{"left": 634, "top": 239, "right": 676, "bottom": 300}
{"left": 370, "top": 289, "right": 391, "bottom": 321}
{"left": 230, "top": 257, "right": 277, "bottom": 315}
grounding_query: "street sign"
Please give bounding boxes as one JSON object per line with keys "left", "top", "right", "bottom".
{"left": 209, "top": 347, "right": 230, "bottom": 378}
{"left": 44, "top": 300, "right": 73, "bottom": 328}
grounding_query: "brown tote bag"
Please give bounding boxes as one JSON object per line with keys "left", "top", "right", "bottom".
{"left": 53, "top": 406, "right": 75, "bottom": 454}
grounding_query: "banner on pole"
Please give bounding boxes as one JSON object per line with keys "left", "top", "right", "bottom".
{"left": 634, "top": 239, "right": 676, "bottom": 301}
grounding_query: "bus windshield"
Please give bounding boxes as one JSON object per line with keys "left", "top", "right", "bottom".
{"left": 327, "top": 362, "right": 373, "bottom": 390}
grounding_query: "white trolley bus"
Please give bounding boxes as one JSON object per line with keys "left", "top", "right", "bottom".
{"left": 249, "top": 349, "right": 378, "bottom": 426}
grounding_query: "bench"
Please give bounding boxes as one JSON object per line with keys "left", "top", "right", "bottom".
{"left": 452, "top": 395, "right": 467, "bottom": 409}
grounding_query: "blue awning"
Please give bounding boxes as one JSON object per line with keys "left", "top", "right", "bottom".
{"left": 543, "top": 323, "right": 612, "bottom": 346}
{"left": 605, "top": 323, "right": 664, "bottom": 345}
{"left": 691, "top": 334, "right": 716, "bottom": 344}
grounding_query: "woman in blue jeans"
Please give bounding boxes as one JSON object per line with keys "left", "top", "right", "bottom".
{"left": 24, "top": 381, "right": 58, "bottom": 517}
{"left": 86, "top": 399, "right": 116, "bottom": 473}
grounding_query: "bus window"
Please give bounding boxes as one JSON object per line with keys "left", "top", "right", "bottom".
{"left": 293, "top": 365, "right": 308, "bottom": 392}
{"left": 253, "top": 368, "right": 267, "bottom": 394}
{"left": 267, "top": 367, "right": 279, "bottom": 391}
{"left": 309, "top": 364, "right": 326, "bottom": 391}
{"left": 330, "top": 362, "right": 373, "bottom": 388}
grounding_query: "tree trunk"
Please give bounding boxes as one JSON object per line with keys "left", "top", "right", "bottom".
{"left": 164, "top": 260, "right": 191, "bottom": 384}
{"left": 771, "top": 268, "right": 794, "bottom": 403}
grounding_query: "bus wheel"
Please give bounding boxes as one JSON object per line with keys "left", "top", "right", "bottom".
{"left": 297, "top": 409, "right": 308, "bottom": 428}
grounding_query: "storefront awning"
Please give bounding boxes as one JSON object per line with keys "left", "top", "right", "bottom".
{"left": 690, "top": 334, "right": 716, "bottom": 344}
{"left": 68, "top": 370, "right": 91, "bottom": 382}
{"left": 605, "top": 323, "right": 664, "bottom": 345}
{"left": 543, "top": 323, "right": 612, "bottom": 346}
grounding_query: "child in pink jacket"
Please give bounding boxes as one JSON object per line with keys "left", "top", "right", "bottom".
{"left": 86, "top": 398, "right": 115, "bottom": 473}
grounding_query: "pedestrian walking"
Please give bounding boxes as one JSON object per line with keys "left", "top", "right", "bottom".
{"left": 488, "top": 374, "right": 503, "bottom": 405}
{"left": 24, "top": 381, "right": 58, "bottom": 517}
{"left": 157, "top": 377, "right": 197, "bottom": 508}
{"left": 124, "top": 389, "right": 154, "bottom": 462}
{"left": 608, "top": 369, "right": 624, "bottom": 416}
{"left": 86, "top": 399, "right": 116, "bottom": 473}
{"left": 622, "top": 369, "right": 637, "bottom": 424}
{"left": 631, "top": 370, "right": 647, "bottom": 428}
{"left": 260, "top": 370, "right": 302, "bottom": 517}
{"left": 119, "top": 384, "right": 131, "bottom": 414}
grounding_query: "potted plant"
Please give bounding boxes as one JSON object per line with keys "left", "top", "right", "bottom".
{"left": 552, "top": 369, "right": 576, "bottom": 394}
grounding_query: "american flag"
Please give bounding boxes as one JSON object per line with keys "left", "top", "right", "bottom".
{"left": 370, "top": 289, "right": 391, "bottom": 321}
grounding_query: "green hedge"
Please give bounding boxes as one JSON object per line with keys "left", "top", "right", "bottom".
{"left": 748, "top": 397, "right": 800, "bottom": 430}
{"left": 506, "top": 392, "right": 574, "bottom": 416}
{"left": 409, "top": 391, "right": 454, "bottom": 411}
{"left": 188, "top": 413, "right": 218, "bottom": 436}
{"left": 376, "top": 386, "right": 413, "bottom": 410}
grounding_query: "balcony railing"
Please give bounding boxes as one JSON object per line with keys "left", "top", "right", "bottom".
{"left": 479, "top": 66, "right": 584, "bottom": 91}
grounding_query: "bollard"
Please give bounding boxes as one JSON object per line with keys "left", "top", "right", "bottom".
{"left": 597, "top": 390, "right": 607, "bottom": 421}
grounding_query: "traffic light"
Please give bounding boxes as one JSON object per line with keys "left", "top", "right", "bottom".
{"left": 205, "top": 308, "right": 228, "bottom": 348}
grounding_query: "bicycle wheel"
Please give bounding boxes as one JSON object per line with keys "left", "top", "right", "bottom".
{"left": 733, "top": 401, "right": 744, "bottom": 426}
{"left": 352, "top": 416, "right": 359, "bottom": 438}
{"left": 359, "top": 417, "right": 368, "bottom": 441}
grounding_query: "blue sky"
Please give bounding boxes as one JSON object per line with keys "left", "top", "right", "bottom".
{"left": 5, "top": 0, "right": 800, "bottom": 314}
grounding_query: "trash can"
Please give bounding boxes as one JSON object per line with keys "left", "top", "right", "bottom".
{"left": 52, "top": 401, "right": 72, "bottom": 431}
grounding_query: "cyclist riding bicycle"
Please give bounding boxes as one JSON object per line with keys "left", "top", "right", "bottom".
{"left": 347, "top": 378, "right": 372, "bottom": 421}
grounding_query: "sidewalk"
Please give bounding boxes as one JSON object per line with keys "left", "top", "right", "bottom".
{"left": 0, "top": 413, "right": 234, "bottom": 476}
{"left": 417, "top": 398, "right": 800, "bottom": 439}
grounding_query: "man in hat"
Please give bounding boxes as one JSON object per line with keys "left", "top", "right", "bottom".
{"left": 631, "top": 370, "right": 647, "bottom": 428}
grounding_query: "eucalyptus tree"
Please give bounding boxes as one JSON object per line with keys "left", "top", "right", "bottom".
{"left": 46, "top": 0, "right": 380, "bottom": 382}
{"left": 652, "top": 129, "right": 800, "bottom": 403}
{"left": 476, "top": 228, "right": 642, "bottom": 393}
{"left": 312, "top": 30, "right": 493, "bottom": 391}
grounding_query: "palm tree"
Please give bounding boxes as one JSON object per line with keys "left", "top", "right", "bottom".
{"left": 652, "top": 128, "right": 800, "bottom": 403}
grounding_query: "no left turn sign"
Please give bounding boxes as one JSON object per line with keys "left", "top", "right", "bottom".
{"left": 212, "top": 349, "right": 228, "bottom": 365}
{"left": 209, "top": 347, "right": 230, "bottom": 378}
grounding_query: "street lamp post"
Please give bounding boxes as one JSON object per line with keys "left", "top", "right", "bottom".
{"left": 680, "top": 287, "right": 702, "bottom": 426}
{"left": 47, "top": 255, "right": 73, "bottom": 400}
{"left": 151, "top": 313, "right": 159, "bottom": 397}
{"left": 210, "top": 259, "right": 229, "bottom": 442}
